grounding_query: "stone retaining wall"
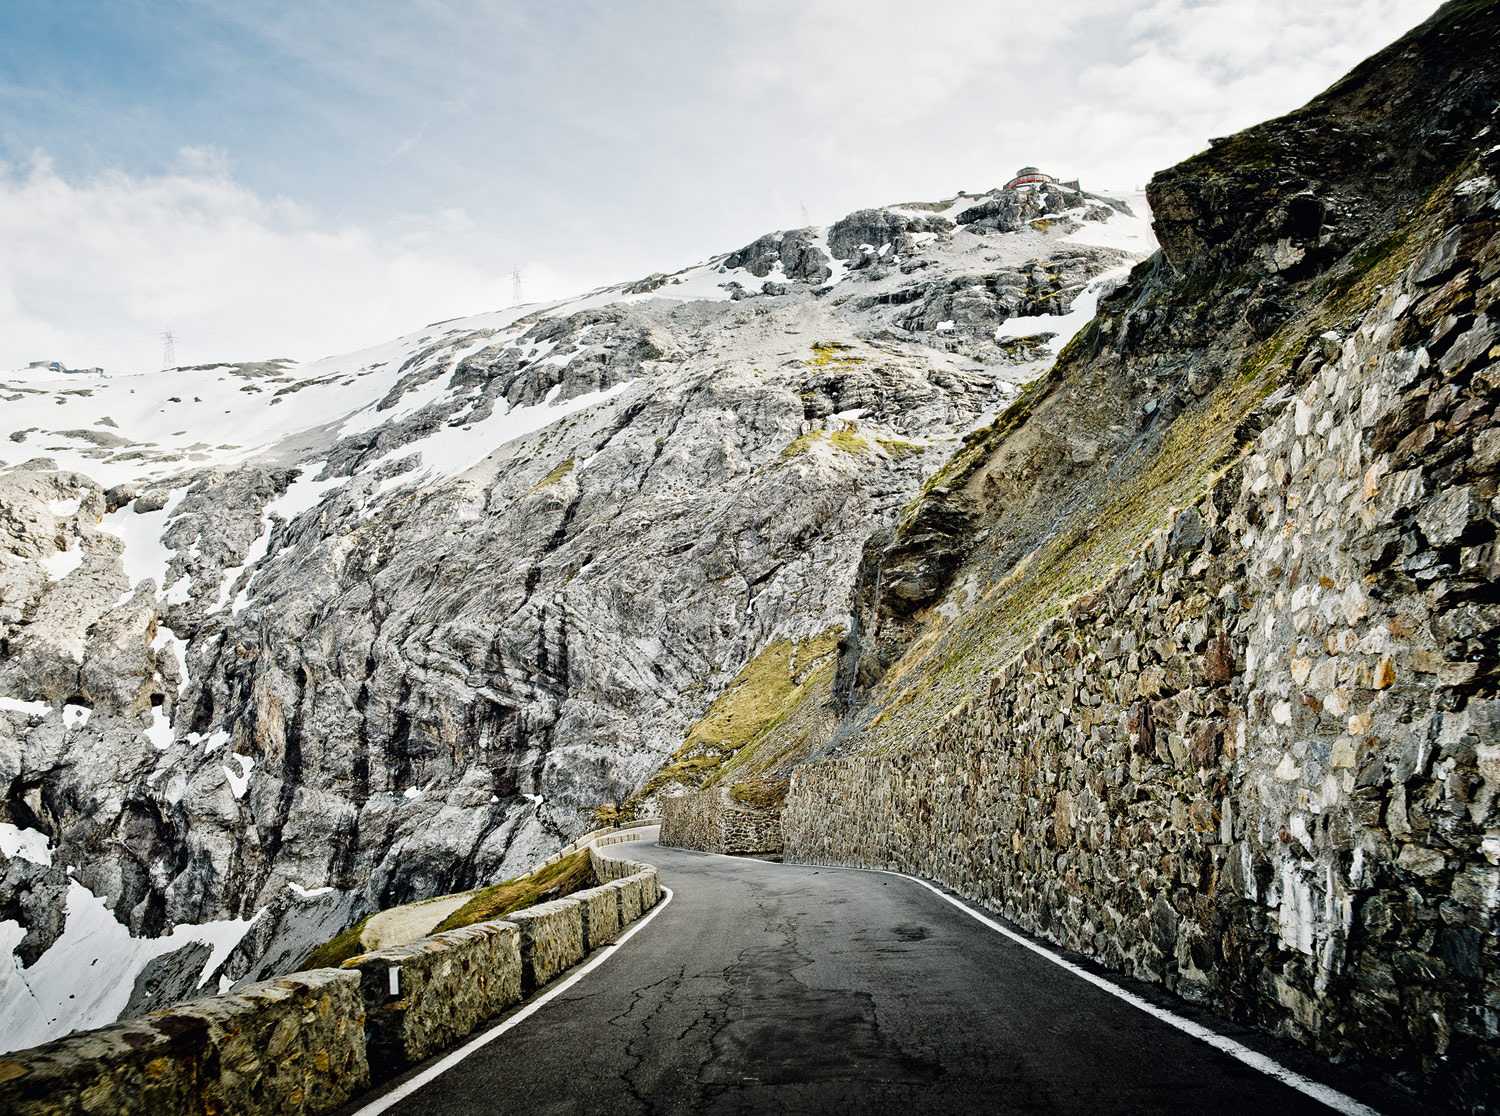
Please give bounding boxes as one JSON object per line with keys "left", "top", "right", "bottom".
{"left": 508, "top": 900, "right": 586, "bottom": 991}
{"left": 572, "top": 883, "right": 624, "bottom": 949}
{"left": 0, "top": 969, "right": 368, "bottom": 1116}
{"left": 0, "top": 849, "right": 665, "bottom": 1115}
{"left": 344, "top": 920, "right": 521, "bottom": 1076}
{"left": 659, "top": 789, "right": 784, "bottom": 853}
{"left": 786, "top": 234, "right": 1500, "bottom": 1108}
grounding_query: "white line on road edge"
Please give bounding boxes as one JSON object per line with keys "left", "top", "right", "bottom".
{"left": 891, "top": 872, "right": 1382, "bottom": 1116}
{"left": 349, "top": 885, "right": 675, "bottom": 1116}
{"left": 675, "top": 844, "right": 1379, "bottom": 1113}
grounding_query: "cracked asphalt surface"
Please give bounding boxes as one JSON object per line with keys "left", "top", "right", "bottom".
{"left": 355, "top": 835, "right": 1428, "bottom": 1116}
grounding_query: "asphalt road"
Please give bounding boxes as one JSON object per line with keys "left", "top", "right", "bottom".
{"left": 348, "top": 834, "right": 1430, "bottom": 1116}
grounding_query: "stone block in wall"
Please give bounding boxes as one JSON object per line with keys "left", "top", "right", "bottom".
{"left": 342, "top": 920, "right": 521, "bottom": 1077}
{"left": 614, "top": 875, "right": 644, "bottom": 925}
{"left": 635, "top": 867, "right": 661, "bottom": 909}
{"left": 0, "top": 969, "right": 368, "bottom": 1116}
{"left": 589, "top": 847, "right": 648, "bottom": 882}
{"left": 571, "top": 884, "right": 624, "bottom": 949}
{"left": 507, "top": 899, "right": 585, "bottom": 991}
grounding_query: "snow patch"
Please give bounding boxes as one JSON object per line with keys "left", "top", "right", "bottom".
{"left": 47, "top": 491, "right": 87, "bottom": 517}
{"left": 0, "top": 825, "right": 52, "bottom": 867}
{"left": 143, "top": 707, "right": 173, "bottom": 750}
{"left": 38, "top": 542, "right": 83, "bottom": 582}
{"left": 100, "top": 488, "right": 189, "bottom": 595}
{"left": 0, "top": 880, "right": 260, "bottom": 1053}
{"left": 374, "top": 380, "right": 634, "bottom": 494}
{"left": 0, "top": 697, "right": 50, "bottom": 719}
{"left": 61, "top": 704, "right": 91, "bottom": 730}
{"left": 188, "top": 729, "right": 231, "bottom": 753}
{"left": 285, "top": 882, "right": 335, "bottom": 899}
{"left": 995, "top": 264, "right": 1132, "bottom": 354}
{"left": 222, "top": 754, "right": 255, "bottom": 799}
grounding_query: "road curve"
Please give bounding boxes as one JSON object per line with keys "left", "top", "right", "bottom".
{"left": 345, "top": 833, "right": 1431, "bottom": 1116}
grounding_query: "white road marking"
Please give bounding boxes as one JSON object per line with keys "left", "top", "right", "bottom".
{"left": 349, "top": 885, "right": 674, "bottom": 1116}
{"left": 896, "top": 871, "right": 1382, "bottom": 1116}
{"left": 679, "top": 845, "right": 1382, "bottom": 1116}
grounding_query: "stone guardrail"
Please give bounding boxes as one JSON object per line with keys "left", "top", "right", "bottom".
{"left": 539, "top": 819, "right": 655, "bottom": 867}
{"left": 0, "top": 844, "right": 663, "bottom": 1116}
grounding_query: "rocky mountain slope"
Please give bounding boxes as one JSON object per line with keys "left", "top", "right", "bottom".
{"left": 0, "top": 177, "right": 1149, "bottom": 1046}
{"left": 782, "top": 1, "right": 1500, "bottom": 1109}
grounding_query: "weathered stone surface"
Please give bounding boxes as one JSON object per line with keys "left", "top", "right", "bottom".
{"left": 788, "top": 140, "right": 1500, "bottom": 1108}
{"left": 570, "top": 883, "right": 623, "bottom": 950}
{"left": 614, "top": 877, "right": 643, "bottom": 926}
{"left": 342, "top": 920, "right": 521, "bottom": 1076}
{"left": 0, "top": 969, "right": 368, "bottom": 1116}
{"left": 660, "top": 788, "right": 784, "bottom": 853}
{"left": 506, "top": 899, "right": 585, "bottom": 991}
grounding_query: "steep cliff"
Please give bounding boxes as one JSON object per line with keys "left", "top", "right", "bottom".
{"left": 787, "top": 2, "right": 1500, "bottom": 1110}
{"left": 0, "top": 179, "right": 1148, "bottom": 1044}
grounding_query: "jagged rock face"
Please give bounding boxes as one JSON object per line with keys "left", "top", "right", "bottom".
{"left": 801, "top": 3, "right": 1500, "bottom": 1106}
{"left": 839, "top": 0, "right": 1500, "bottom": 700}
{"left": 0, "top": 186, "right": 1148, "bottom": 1024}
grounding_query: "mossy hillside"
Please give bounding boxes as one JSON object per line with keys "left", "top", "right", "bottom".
{"left": 849, "top": 194, "right": 1446, "bottom": 758}
{"left": 807, "top": 340, "right": 866, "bottom": 371}
{"left": 781, "top": 429, "right": 928, "bottom": 463}
{"left": 431, "top": 849, "right": 596, "bottom": 933}
{"left": 626, "top": 629, "right": 842, "bottom": 807}
{"left": 527, "top": 456, "right": 576, "bottom": 493}
{"left": 302, "top": 912, "right": 376, "bottom": 970}
{"left": 300, "top": 849, "right": 597, "bottom": 968}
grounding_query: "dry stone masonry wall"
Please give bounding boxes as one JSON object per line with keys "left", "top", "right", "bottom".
{"left": 344, "top": 920, "right": 522, "bottom": 1075}
{"left": 0, "top": 969, "right": 368, "bottom": 1116}
{"left": 660, "top": 789, "right": 784, "bottom": 854}
{"left": 0, "top": 851, "right": 663, "bottom": 1114}
{"left": 787, "top": 207, "right": 1500, "bottom": 1109}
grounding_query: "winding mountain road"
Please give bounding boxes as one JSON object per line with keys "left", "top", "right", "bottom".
{"left": 346, "top": 833, "right": 1430, "bottom": 1116}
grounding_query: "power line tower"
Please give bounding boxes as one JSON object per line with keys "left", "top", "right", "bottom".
{"left": 511, "top": 267, "right": 524, "bottom": 306}
{"left": 160, "top": 330, "right": 177, "bottom": 369}
{"left": 800, "top": 201, "right": 810, "bottom": 226}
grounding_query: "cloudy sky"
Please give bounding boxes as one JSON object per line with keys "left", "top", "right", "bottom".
{"left": 0, "top": 0, "right": 1440, "bottom": 374}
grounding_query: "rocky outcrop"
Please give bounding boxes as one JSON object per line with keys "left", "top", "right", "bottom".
{"left": 723, "top": 228, "right": 833, "bottom": 283}
{"left": 790, "top": 2, "right": 1500, "bottom": 1109}
{"left": 836, "top": 0, "right": 1500, "bottom": 705}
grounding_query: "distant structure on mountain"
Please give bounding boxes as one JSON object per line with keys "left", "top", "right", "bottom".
{"left": 1004, "top": 166, "right": 1082, "bottom": 191}
{"left": 27, "top": 360, "right": 103, "bottom": 375}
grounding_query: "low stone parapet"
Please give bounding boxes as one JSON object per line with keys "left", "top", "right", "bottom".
{"left": 0, "top": 843, "right": 667, "bottom": 1113}
{"left": 0, "top": 969, "right": 368, "bottom": 1116}
{"left": 507, "top": 899, "right": 586, "bottom": 991}
{"left": 571, "top": 884, "right": 624, "bottom": 949}
{"left": 342, "top": 920, "right": 522, "bottom": 1076}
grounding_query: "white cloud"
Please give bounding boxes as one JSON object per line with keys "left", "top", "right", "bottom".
{"left": 0, "top": 1, "right": 1447, "bottom": 373}
{"left": 0, "top": 153, "right": 576, "bottom": 375}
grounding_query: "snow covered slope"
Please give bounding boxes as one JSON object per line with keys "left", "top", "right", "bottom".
{"left": 0, "top": 178, "right": 1151, "bottom": 1049}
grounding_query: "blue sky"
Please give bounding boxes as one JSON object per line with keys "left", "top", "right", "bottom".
{"left": 0, "top": 0, "right": 1441, "bottom": 373}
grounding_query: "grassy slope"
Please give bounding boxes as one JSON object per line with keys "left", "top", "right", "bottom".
{"left": 626, "top": 628, "right": 842, "bottom": 811}
{"left": 846, "top": 25, "right": 1488, "bottom": 757}
{"left": 300, "top": 848, "right": 597, "bottom": 968}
